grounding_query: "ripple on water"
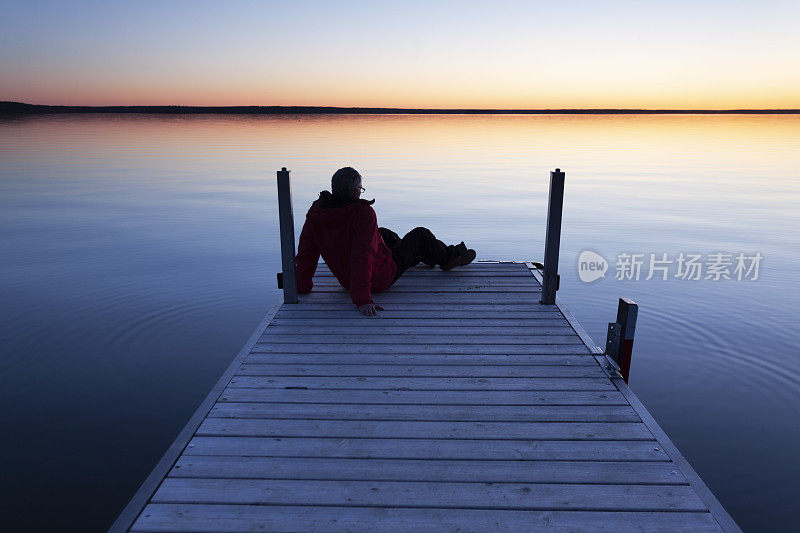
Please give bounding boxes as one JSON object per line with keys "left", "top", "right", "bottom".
{"left": 626, "top": 289, "right": 800, "bottom": 409}
{"left": 571, "top": 282, "right": 800, "bottom": 414}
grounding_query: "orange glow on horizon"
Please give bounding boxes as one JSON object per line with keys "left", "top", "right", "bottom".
{"left": 4, "top": 2, "right": 800, "bottom": 110}
{"left": 11, "top": 73, "right": 800, "bottom": 110}
{"left": 13, "top": 89, "right": 800, "bottom": 111}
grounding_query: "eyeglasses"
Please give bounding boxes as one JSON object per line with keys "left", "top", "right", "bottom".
{"left": 356, "top": 185, "right": 366, "bottom": 193}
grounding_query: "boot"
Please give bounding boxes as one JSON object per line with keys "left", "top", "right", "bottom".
{"left": 441, "top": 242, "right": 476, "bottom": 271}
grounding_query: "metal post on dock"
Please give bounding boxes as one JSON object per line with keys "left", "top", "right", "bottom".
{"left": 540, "top": 168, "right": 565, "bottom": 305}
{"left": 277, "top": 167, "right": 298, "bottom": 304}
{"left": 605, "top": 297, "right": 638, "bottom": 382}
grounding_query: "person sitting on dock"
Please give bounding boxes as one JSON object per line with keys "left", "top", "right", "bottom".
{"left": 294, "top": 166, "right": 476, "bottom": 316}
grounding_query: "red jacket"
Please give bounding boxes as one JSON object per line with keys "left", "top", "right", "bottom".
{"left": 294, "top": 191, "right": 397, "bottom": 306}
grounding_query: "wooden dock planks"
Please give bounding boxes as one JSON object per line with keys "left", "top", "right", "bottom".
{"left": 114, "top": 261, "right": 738, "bottom": 532}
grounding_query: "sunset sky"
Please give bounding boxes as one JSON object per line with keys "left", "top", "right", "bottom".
{"left": 2, "top": 0, "right": 799, "bottom": 109}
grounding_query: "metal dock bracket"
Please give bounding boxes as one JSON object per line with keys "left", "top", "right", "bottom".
{"left": 277, "top": 167, "right": 298, "bottom": 304}
{"left": 605, "top": 298, "right": 638, "bottom": 382}
{"left": 540, "top": 168, "right": 565, "bottom": 305}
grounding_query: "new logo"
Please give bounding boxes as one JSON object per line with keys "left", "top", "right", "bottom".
{"left": 578, "top": 250, "right": 608, "bottom": 282}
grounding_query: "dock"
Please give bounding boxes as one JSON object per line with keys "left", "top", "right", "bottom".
{"left": 112, "top": 260, "right": 738, "bottom": 531}
{"left": 112, "top": 168, "right": 738, "bottom": 531}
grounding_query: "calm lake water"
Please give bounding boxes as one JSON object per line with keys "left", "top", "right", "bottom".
{"left": 1, "top": 113, "right": 798, "bottom": 531}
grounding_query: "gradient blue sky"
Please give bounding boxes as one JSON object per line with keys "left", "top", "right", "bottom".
{"left": 2, "top": 0, "right": 799, "bottom": 108}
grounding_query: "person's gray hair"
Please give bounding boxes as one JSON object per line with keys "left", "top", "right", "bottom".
{"left": 331, "top": 167, "right": 362, "bottom": 198}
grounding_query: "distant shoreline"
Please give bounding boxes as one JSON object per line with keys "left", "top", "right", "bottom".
{"left": 2, "top": 101, "right": 799, "bottom": 116}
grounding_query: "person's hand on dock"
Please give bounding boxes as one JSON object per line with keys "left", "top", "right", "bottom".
{"left": 358, "top": 303, "right": 383, "bottom": 316}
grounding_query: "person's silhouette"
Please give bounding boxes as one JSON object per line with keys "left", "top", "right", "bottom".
{"left": 295, "top": 167, "right": 476, "bottom": 316}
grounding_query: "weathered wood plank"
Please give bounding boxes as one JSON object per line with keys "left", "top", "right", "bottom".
{"left": 227, "top": 376, "right": 613, "bottom": 390}
{"left": 315, "top": 276, "right": 537, "bottom": 284}
{"left": 298, "top": 293, "right": 542, "bottom": 303}
{"left": 209, "top": 403, "right": 640, "bottom": 422}
{"left": 313, "top": 276, "right": 535, "bottom": 284}
{"left": 313, "top": 275, "right": 536, "bottom": 282}
{"left": 218, "top": 388, "right": 628, "bottom": 406}
{"left": 275, "top": 312, "right": 563, "bottom": 320}
{"left": 184, "top": 436, "right": 669, "bottom": 461}
{"left": 317, "top": 263, "right": 528, "bottom": 271}
{"left": 317, "top": 263, "right": 526, "bottom": 268}
{"left": 250, "top": 343, "right": 590, "bottom": 355}
{"left": 315, "top": 268, "right": 529, "bottom": 275}
{"left": 170, "top": 456, "right": 684, "bottom": 484}
{"left": 313, "top": 271, "right": 531, "bottom": 280}
{"left": 196, "top": 419, "right": 653, "bottom": 440}
{"left": 314, "top": 267, "right": 538, "bottom": 276}
{"left": 132, "top": 504, "right": 721, "bottom": 532}
{"left": 257, "top": 334, "right": 583, "bottom": 345}
{"left": 316, "top": 263, "right": 527, "bottom": 269}
{"left": 280, "top": 304, "right": 559, "bottom": 312}
{"left": 151, "top": 478, "right": 707, "bottom": 511}
{"left": 244, "top": 353, "right": 597, "bottom": 366}
{"left": 315, "top": 278, "right": 539, "bottom": 287}
{"left": 270, "top": 317, "right": 569, "bottom": 326}
{"left": 263, "top": 325, "right": 576, "bottom": 336}
{"left": 313, "top": 271, "right": 535, "bottom": 277}
{"left": 236, "top": 363, "right": 604, "bottom": 378}
{"left": 312, "top": 286, "right": 542, "bottom": 293}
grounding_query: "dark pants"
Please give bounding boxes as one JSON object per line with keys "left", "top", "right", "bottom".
{"left": 379, "top": 227, "right": 450, "bottom": 284}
